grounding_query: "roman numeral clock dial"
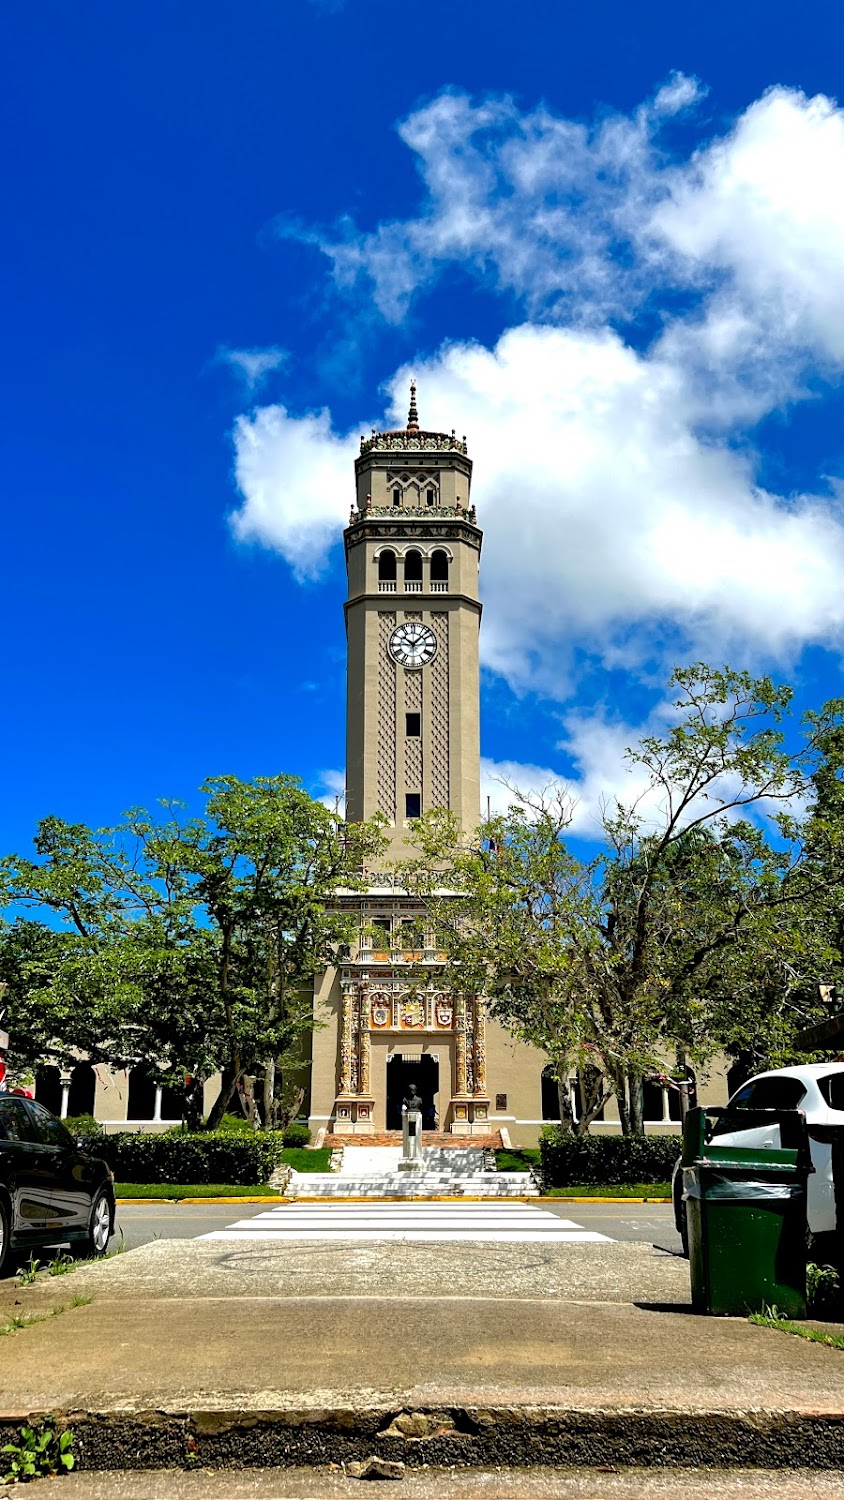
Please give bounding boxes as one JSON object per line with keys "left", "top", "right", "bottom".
{"left": 388, "top": 622, "right": 437, "bottom": 668}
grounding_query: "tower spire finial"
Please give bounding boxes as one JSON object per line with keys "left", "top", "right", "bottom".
{"left": 407, "top": 380, "right": 419, "bottom": 431}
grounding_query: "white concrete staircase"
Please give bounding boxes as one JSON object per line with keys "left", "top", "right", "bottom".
{"left": 285, "top": 1144, "right": 539, "bottom": 1200}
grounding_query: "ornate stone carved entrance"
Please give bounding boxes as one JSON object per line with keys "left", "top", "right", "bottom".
{"left": 332, "top": 977, "right": 490, "bottom": 1134}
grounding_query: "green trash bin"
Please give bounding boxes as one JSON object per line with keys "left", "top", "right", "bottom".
{"left": 683, "top": 1110, "right": 809, "bottom": 1317}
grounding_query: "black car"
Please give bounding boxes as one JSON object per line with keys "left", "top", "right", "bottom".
{"left": 0, "top": 1095, "right": 115, "bottom": 1275}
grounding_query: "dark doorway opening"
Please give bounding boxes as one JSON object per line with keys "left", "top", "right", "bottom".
{"left": 35, "top": 1065, "right": 62, "bottom": 1116}
{"left": 67, "top": 1062, "right": 96, "bottom": 1117}
{"left": 386, "top": 1054, "right": 439, "bottom": 1131}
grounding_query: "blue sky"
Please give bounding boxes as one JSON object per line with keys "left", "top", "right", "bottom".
{"left": 4, "top": 0, "right": 844, "bottom": 852}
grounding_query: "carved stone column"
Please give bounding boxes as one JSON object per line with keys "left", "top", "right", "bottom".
{"left": 358, "top": 991, "right": 371, "bottom": 1097}
{"left": 454, "top": 994, "right": 467, "bottom": 1095}
{"left": 449, "top": 994, "right": 472, "bottom": 1134}
{"left": 473, "top": 1002, "right": 487, "bottom": 1095}
{"left": 339, "top": 986, "right": 356, "bottom": 1095}
{"left": 333, "top": 984, "right": 360, "bottom": 1133}
{"left": 471, "top": 997, "right": 490, "bottom": 1130}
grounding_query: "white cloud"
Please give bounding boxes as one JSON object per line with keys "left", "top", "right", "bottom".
{"left": 218, "top": 345, "right": 287, "bottom": 394}
{"left": 293, "top": 80, "right": 844, "bottom": 398}
{"left": 230, "top": 403, "right": 356, "bottom": 578}
{"left": 232, "top": 325, "right": 844, "bottom": 685}
{"left": 652, "top": 88, "right": 844, "bottom": 369}
{"left": 232, "top": 78, "right": 844, "bottom": 703}
{"left": 314, "top": 767, "right": 346, "bottom": 812}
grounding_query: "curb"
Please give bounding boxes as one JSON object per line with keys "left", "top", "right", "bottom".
{"left": 6, "top": 1403, "right": 844, "bottom": 1473}
{"left": 115, "top": 1196, "right": 284, "bottom": 1206}
{"left": 114, "top": 1193, "right": 672, "bottom": 1205}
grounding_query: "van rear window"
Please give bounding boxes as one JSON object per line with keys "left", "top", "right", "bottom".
{"left": 818, "top": 1073, "right": 844, "bottom": 1111}
{"left": 731, "top": 1077, "right": 807, "bottom": 1110}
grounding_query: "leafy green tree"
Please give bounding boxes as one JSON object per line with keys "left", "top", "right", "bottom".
{"left": 404, "top": 665, "right": 841, "bottom": 1133}
{"left": 1, "top": 776, "right": 385, "bottom": 1127}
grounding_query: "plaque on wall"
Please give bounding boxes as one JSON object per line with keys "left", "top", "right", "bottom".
{"left": 495, "top": 1093, "right": 507, "bottom": 1111}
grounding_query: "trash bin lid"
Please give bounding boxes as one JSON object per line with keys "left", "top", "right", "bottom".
{"left": 697, "top": 1145, "right": 801, "bottom": 1172}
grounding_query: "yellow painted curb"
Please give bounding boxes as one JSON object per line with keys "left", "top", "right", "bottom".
{"left": 539, "top": 1195, "right": 671, "bottom": 1204}
{"left": 115, "top": 1195, "right": 284, "bottom": 1205}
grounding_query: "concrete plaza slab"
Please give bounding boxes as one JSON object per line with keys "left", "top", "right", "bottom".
{"left": 1, "top": 1228, "right": 844, "bottom": 1473}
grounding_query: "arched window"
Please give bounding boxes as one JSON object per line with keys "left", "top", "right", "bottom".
{"left": 35, "top": 1065, "right": 62, "bottom": 1116}
{"left": 128, "top": 1065, "right": 157, "bottom": 1121}
{"left": 541, "top": 1065, "right": 563, "bottom": 1121}
{"left": 67, "top": 1062, "right": 96, "bottom": 1118}
{"left": 404, "top": 549, "right": 422, "bottom": 583}
{"left": 378, "top": 550, "right": 396, "bottom": 581}
{"left": 426, "top": 487, "right": 436, "bottom": 507}
{"left": 430, "top": 549, "right": 449, "bottom": 583}
{"left": 392, "top": 486, "right": 402, "bottom": 507}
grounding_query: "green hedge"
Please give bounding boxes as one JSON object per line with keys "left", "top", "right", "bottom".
{"left": 539, "top": 1128, "right": 680, "bottom": 1187}
{"left": 281, "top": 1122, "right": 311, "bottom": 1147}
{"left": 80, "top": 1129, "right": 288, "bottom": 1185}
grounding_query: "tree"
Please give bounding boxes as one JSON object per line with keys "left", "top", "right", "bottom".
{"left": 1, "top": 776, "right": 385, "bottom": 1127}
{"left": 404, "top": 665, "right": 842, "bottom": 1133}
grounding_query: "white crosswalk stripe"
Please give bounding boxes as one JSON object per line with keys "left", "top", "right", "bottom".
{"left": 200, "top": 1200, "right": 613, "bottom": 1244}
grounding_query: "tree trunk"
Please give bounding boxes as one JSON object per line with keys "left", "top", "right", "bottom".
{"left": 183, "top": 1076, "right": 205, "bottom": 1131}
{"left": 262, "top": 1056, "right": 276, "bottom": 1131}
{"left": 205, "top": 1066, "right": 240, "bottom": 1129}
{"left": 555, "top": 1069, "right": 576, "bottom": 1133}
{"left": 627, "top": 1068, "right": 644, "bottom": 1135}
{"left": 237, "top": 1074, "right": 260, "bottom": 1129}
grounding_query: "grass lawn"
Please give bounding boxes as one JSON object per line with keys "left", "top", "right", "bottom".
{"left": 279, "top": 1147, "right": 331, "bottom": 1172}
{"left": 114, "top": 1183, "right": 284, "bottom": 1199}
{"left": 496, "top": 1148, "right": 541, "bottom": 1172}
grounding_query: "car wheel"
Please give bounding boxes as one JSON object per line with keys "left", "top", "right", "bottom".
{"left": 83, "top": 1189, "right": 112, "bottom": 1258}
{"left": 0, "top": 1199, "right": 11, "bottom": 1279}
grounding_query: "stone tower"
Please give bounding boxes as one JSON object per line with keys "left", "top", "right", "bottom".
{"left": 308, "top": 386, "right": 499, "bottom": 1139}
{"left": 344, "top": 384, "right": 482, "bottom": 855}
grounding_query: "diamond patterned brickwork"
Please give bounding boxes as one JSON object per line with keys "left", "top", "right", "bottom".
{"left": 404, "top": 667, "right": 422, "bottom": 795}
{"left": 430, "top": 612, "right": 449, "bottom": 810}
{"left": 377, "top": 612, "right": 397, "bottom": 819}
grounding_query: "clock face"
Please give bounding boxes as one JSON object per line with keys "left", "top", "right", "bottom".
{"left": 388, "top": 622, "right": 437, "bottom": 668}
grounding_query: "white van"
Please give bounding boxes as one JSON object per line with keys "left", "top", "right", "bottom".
{"left": 673, "top": 1063, "right": 844, "bottom": 1250}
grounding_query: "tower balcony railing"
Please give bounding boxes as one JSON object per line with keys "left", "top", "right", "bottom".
{"left": 430, "top": 582, "right": 449, "bottom": 592}
{"left": 403, "top": 581, "right": 423, "bottom": 592}
{"left": 378, "top": 581, "right": 396, "bottom": 593}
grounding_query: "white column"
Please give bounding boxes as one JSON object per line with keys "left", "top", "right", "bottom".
{"left": 153, "top": 1086, "right": 163, "bottom": 1123}
{"left": 60, "top": 1078, "right": 71, "bottom": 1120}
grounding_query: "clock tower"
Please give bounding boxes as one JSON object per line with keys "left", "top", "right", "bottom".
{"left": 308, "top": 386, "right": 496, "bottom": 1139}
{"left": 344, "top": 384, "right": 482, "bottom": 853}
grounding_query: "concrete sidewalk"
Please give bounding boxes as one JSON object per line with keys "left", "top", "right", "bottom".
{"left": 1, "top": 1236, "right": 844, "bottom": 1474}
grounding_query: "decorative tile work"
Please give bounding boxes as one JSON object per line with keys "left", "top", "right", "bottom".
{"left": 430, "top": 612, "right": 449, "bottom": 809}
{"left": 377, "top": 612, "right": 397, "bottom": 819}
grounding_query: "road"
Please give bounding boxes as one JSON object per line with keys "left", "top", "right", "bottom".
{"left": 110, "top": 1198, "right": 682, "bottom": 1254}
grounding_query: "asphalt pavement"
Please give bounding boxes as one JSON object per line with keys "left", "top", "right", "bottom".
{"left": 110, "top": 1198, "right": 682, "bottom": 1253}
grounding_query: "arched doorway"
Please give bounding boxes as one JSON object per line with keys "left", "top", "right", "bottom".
{"left": 67, "top": 1062, "right": 96, "bottom": 1117}
{"left": 35, "top": 1065, "right": 62, "bottom": 1116}
{"left": 386, "top": 1054, "right": 439, "bottom": 1131}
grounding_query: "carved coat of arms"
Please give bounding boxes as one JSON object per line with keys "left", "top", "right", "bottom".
{"left": 401, "top": 997, "right": 425, "bottom": 1029}
{"left": 370, "top": 995, "right": 391, "bottom": 1028}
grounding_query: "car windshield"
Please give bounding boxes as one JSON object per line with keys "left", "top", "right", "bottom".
{"left": 729, "top": 1076, "right": 807, "bottom": 1111}
{"left": 817, "top": 1073, "right": 844, "bottom": 1111}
